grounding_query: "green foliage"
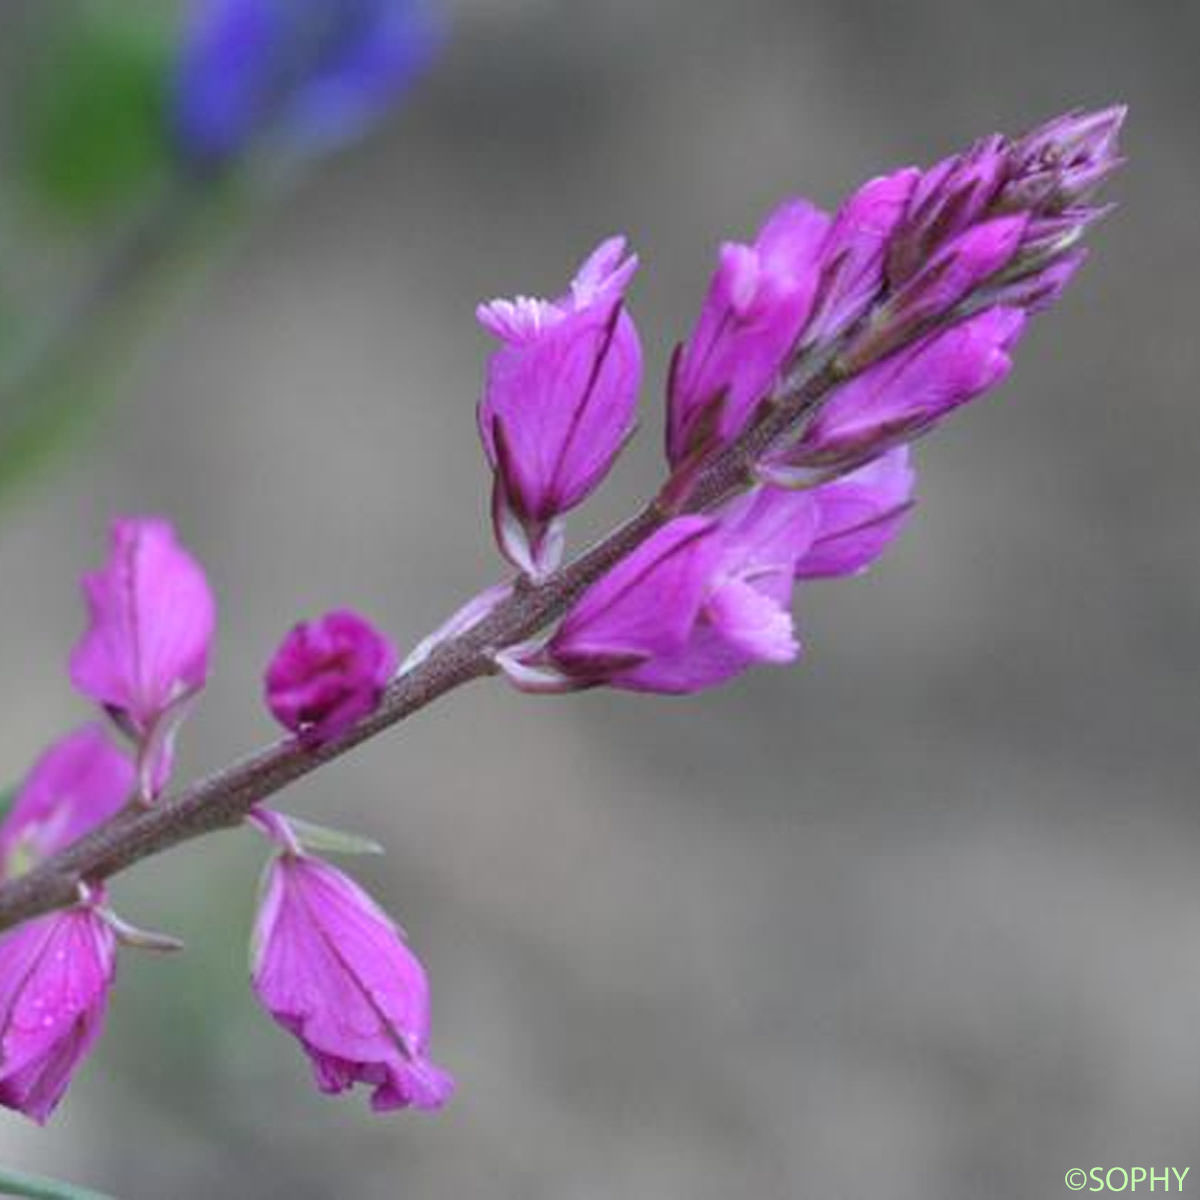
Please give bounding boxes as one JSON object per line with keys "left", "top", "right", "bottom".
{"left": 0, "top": 1163, "right": 117, "bottom": 1200}
{"left": 22, "top": 1, "right": 178, "bottom": 222}
{"left": 0, "top": 786, "right": 13, "bottom": 823}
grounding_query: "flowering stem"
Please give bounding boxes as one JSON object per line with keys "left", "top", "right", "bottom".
{"left": 0, "top": 360, "right": 843, "bottom": 932}
{"left": 0, "top": 1164, "right": 117, "bottom": 1200}
{"left": 0, "top": 344, "right": 893, "bottom": 933}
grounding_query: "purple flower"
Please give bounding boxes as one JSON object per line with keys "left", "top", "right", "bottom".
{"left": 802, "top": 168, "right": 920, "bottom": 348}
{"left": 251, "top": 853, "right": 453, "bottom": 1112}
{"left": 0, "top": 905, "right": 116, "bottom": 1124}
{"left": 795, "top": 447, "right": 916, "bottom": 579}
{"left": 667, "top": 200, "right": 830, "bottom": 465}
{"left": 264, "top": 610, "right": 397, "bottom": 745}
{"left": 174, "top": 0, "right": 442, "bottom": 164}
{"left": 505, "top": 496, "right": 826, "bottom": 695}
{"left": 0, "top": 727, "right": 134, "bottom": 882}
{"left": 520, "top": 517, "right": 723, "bottom": 687}
{"left": 70, "top": 517, "right": 216, "bottom": 746}
{"left": 794, "top": 306, "right": 1026, "bottom": 466}
{"left": 478, "top": 237, "right": 643, "bottom": 576}
{"left": 606, "top": 489, "right": 819, "bottom": 693}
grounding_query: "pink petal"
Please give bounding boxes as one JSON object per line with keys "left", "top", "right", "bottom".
{"left": 0, "top": 726, "right": 133, "bottom": 880}
{"left": 70, "top": 518, "right": 216, "bottom": 734}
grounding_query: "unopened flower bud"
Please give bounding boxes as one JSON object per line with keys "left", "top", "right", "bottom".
{"left": 796, "top": 306, "right": 1026, "bottom": 467}
{"left": 265, "top": 609, "right": 397, "bottom": 745}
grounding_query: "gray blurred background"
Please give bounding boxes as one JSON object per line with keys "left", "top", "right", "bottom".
{"left": 1, "top": 1, "right": 1198, "bottom": 1196}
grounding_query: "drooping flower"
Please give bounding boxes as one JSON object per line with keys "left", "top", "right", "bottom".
{"left": 790, "top": 306, "right": 1026, "bottom": 468}
{"left": 265, "top": 609, "right": 397, "bottom": 745}
{"left": 0, "top": 727, "right": 134, "bottom": 882}
{"left": 0, "top": 904, "right": 117, "bottom": 1124}
{"left": 251, "top": 853, "right": 453, "bottom": 1112}
{"left": 667, "top": 200, "right": 830, "bottom": 465}
{"left": 478, "top": 237, "right": 643, "bottom": 577}
{"left": 795, "top": 447, "right": 917, "bottom": 579}
{"left": 173, "top": 0, "right": 442, "bottom": 164}
{"left": 69, "top": 517, "right": 216, "bottom": 747}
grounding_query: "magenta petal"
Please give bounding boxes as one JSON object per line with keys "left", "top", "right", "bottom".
{"left": 477, "top": 238, "right": 642, "bottom": 568}
{"left": 668, "top": 199, "right": 830, "bottom": 464}
{"left": 615, "top": 618, "right": 758, "bottom": 694}
{"left": 804, "top": 167, "right": 920, "bottom": 347}
{"left": 801, "top": 306, "right": 1026, "bottom": 460}
{"left": 590, "top": 490, "right": 817, "bottom": 695}
{"left": 796, "top": 447, "right": 917, "bottom": 579}
{"left": 714, "top": 485, "right": 820, "bottom": 597}
{"left": 0, "top": 727, "right": 133, "bottom": 881}
{"left": 251, "top": 855, "right": 452, "bottom": 1113}
{"left": 885, "top": 215, "right": 1028, "bottom": 333}
{"left": 705, "top": 579, "right": 797, "bottom": 663}
{"left": 548, "top": 517, "right": 722, "bottom": 676}
{"left": 70, "top": 518, "right": 216, "bottom": 736}
{"left": 0, "top": 908, "right": 116, "bottom": 1124}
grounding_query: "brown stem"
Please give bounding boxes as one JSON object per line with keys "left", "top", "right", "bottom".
{"left": 0, "top": 360, "right": 845, "bottom": 933}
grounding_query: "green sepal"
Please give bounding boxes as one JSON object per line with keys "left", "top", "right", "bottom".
{"left": 285, "top": 816, "right": 385, "bottom": 858}
{"left": 0, "top": 1162, "right": 119, "bottom": 1200}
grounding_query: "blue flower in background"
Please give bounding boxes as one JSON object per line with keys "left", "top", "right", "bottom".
{"left": 173, "top": 0, "right": 442, "bottom": 164}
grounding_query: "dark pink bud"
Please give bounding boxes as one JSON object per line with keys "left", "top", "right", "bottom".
{"left": 264, "top": 610, "right": 397, "bottom": 746}
{"left": 0, "top": 905, "right": 116, "bottom": 1124}
{"left": 251, "top": 854, "right": 453, "bottom": 1113}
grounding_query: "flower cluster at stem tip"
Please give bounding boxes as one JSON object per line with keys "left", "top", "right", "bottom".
{"left": 0, "top": 103, "right": 1123, "bottom": 1122}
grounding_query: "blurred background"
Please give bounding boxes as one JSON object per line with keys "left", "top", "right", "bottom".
{"left": 0, "top": 1, "right": 1197, "bottom": 1197}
